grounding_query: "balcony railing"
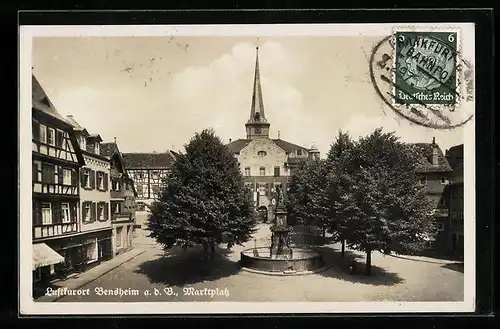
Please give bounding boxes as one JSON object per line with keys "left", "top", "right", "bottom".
{"left": 33, "top": 222, "right": 79, "bottom": 240}
{"left": 433, "top": 208, "right": 449, "bottom": 217}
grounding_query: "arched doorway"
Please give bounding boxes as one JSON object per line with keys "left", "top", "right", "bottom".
{"left": 257, "top": 206, "right": 268, "bottom": 223}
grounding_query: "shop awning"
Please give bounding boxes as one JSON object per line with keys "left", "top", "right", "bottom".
{"left": 33, "top": 243, "right": 65, "bottom": 270}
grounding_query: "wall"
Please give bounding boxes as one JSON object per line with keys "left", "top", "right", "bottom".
{"left": 112, "top": 223, "right": 134, "bottom": 255}
{"left": 237, "top": 138, "right": 289, "bottom": 178}
{"left": 80, "top": 154, "right": 112, "bottom": 232}
{"left": 422, "top": 172, "right": 450, "bottom": 208}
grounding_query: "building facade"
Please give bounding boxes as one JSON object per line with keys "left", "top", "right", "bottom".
{"left": 31, "top": 76, "right": 86, "bottom": 293}
{"left": 226, "top": 47, "right": 319, "bottom": 222}
{"left": 65, "top": 116, "right": 114, "bottom": 265}
{"left": 122, "top": 151, "right": 176, "bottom": 209}
{"left": 101, "top": 141, "right": 138, "bottom": 255}
{"left": 445, "top": 144, "right": 464, "bottom": 259}
{"left": 411, "top": 138, "right": 454, "bottom": 255}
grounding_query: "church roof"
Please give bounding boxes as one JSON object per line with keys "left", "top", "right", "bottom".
{"left": 122, "top": 152, "right": 176, "bottom": 169}
{"left": 226, "top": 138, "right": 310, "bottom": 154}
{"left": 409, "top": 142, "right": 452, "bottom": 173}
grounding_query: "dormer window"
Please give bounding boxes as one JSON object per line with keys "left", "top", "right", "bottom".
{"left": 296, "top": 149, "right": 302, "bottom": 156}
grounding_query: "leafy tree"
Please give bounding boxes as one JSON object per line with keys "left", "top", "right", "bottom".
{"left": 321, "top": 130, "right": 354, "bottom": 256}
{"left": 338, "top": 128, "right": 436, "bottom": 275}
{"left": 285, "top": 159, "right": 328, "bottom": 235}
{"left": 147, "top": 129, "right": 256, "bottom": 259}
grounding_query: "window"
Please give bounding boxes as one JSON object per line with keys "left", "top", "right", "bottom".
{"left": 42, "top": 163, "right": 55, "bottom": 183}
{"left": 257, "top": 151, "right": 267, "bottom": 157}
{"left": 33, "top": 161, "right": 41, "bottom": 182}
{"left": 440, "top": 177, "right": 448, "bottom": 184}
{"left": 112, "top": 179, "right": 121, "bottom": 191}
{"left": 85, "top": 238, "right": 98, "bottom": 264}
{"left": 41, "top": 203, "right": 52, "bottom": 225}
{"left": 79, "top": 136, "right": 86, "bottom": 150}
{"left": 137, "top": 172, "right": 143, "bottom": 179}
{"left": 94, "top": 143, "right": 100, "bottom": 155}
{"left": 435, "top": 222, "right": 444, "bottom": 232}
{"left": 116, "top": 227, "right": 123, "bottom": 248}
{"left": 39, "top": 125, "right": 47, "bottom": 143}
{"left": 98, "top": 203, "right": 105, "bottom": 220}
{"left": 114, "top": 202, "right": 121, "bottom": 214}
{"left": 136, "top": 185, "right": 143, "bottom": 195}
{"left": 47, "top": 128, "right": 55, "bottom": 146}
{"left": 296, "top": 149, "right": 302, "bottom": 156}
{"left": 152, "top": 185, "right": 159, "bottom": 197}
{"left": 83, "top": 169, "right": 90, "bottom": 188}
{"left": 419, "top": 176, "right": 427, "bottom": 185}
{"left": 62, "top": 169, "right": 72, "bottom": 185}
{"left": 274, "top": 166, "right": 280, "bottom": 177}
{"left": 151, "top": 171, "right": 159, "bottom": 179}
{"left": 97, "top": 172, "right": 104, "bottom": 190}
{"left": 84, "top": 202, "right": 91, "bottom": 221}
{"left": 61, "top": 203, "right": 70, "bottom": 223}
{"left": 260, "top": 167, "right": 266, "bottom": 176}
{"left": 244, "top": 167, "right": 251, "bottom": 176}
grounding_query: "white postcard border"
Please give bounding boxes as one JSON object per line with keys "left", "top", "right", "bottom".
{"left": 19, "top": 23, "right": 476, "bottom": 315}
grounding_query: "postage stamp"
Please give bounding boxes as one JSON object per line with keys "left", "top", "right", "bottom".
{"left": 19, "top": 22, "right": 476, "bottom": 315}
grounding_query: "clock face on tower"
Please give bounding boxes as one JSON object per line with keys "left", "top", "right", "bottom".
{"left": 255, "top": 127, "right": 261, "bottom": 134}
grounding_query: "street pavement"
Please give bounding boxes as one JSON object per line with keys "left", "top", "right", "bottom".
{"left": 55, "top": 225, "right": 464, "bottom": 302}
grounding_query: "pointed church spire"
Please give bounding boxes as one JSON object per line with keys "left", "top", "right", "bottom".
{"left": 245, "top": 43, "right": 271, "bottom": 140}
{"left": 249, "top": 45, "right": 267, "bottom": 123}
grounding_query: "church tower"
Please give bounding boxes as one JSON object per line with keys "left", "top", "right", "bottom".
{"left": 245, "top": 46, "right": 270, "bottom": 140}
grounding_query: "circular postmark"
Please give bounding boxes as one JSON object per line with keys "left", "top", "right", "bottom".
{"left": 369, "top": 34, "right": 474, "bottom": 129}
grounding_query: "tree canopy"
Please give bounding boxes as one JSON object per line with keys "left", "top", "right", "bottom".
{"left": 147, "top": 129, "right": 256, "bottom": 258}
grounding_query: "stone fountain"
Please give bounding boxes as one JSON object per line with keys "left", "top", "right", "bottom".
{"left": 239, "top": 186, "right": 325, "bottom": 275}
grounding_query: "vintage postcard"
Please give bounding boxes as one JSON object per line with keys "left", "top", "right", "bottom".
{"left": 19, "top": 23, "right": 475, "bottom": 315}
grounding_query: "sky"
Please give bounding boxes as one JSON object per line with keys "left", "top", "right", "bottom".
{"left": 32, "top": 36, "right": 466, "bottom": 156}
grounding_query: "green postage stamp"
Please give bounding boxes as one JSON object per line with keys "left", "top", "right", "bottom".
{"left": 394, "top": 31, "right": 458, "bottom": 105}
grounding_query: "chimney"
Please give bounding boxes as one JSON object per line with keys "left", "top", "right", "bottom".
{"left": 432, "top": 137, "right": 436, "bottom": 145}
{"left": 278, "top": 131, "right": 281, "bottom": 139}
{"left": 114, "top": 137, "right": 117, "bottom": 144}
{"left": 432, "top": 146, "right": 439, "bottom": 165}
{"left": 229, "top": 138, "right": 232, "bottom": 143}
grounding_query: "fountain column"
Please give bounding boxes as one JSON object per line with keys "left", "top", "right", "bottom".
{"left": 269, "top": 186, "right": 293, "bottom": 259}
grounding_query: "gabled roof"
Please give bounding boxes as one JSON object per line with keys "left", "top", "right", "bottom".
{"left": 225, "top": 138, "right": 310, "bottom": 154}
{"left": 65, "top": 115, "right": 89, "bottom": 136}
{"left": 409, "top": 143, "right": 453, "bottom": 173}
{"left": 32, "top": 75, "right": 85, "bottom": 166}
{"left": 122, "top": 152, "right": 176, "bottom": 169}
{"left": 32, "top": 75, "right": 71, "bottom": 125}
{"left": 87, "top": 134, "right": 103, "bottom": 142}
{"left": 100, "top": 142, "right": 118, "bottom": 158}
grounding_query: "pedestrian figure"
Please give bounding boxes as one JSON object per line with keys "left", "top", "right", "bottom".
{"left": 349, "top": 260, "right": 357, "bottom": 275}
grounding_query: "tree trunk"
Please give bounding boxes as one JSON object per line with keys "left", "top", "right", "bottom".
{"left": 210, "top": 241, "right": 215, "bottom": 259}
{"left": 365, "top": 250, "right": 372, "bottom": 276}
{"left": 341, "top": 239, "right": 345, "bottom": 258}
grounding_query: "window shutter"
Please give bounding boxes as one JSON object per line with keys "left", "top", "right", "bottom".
{"left": 70, "top": 202, "right": 77, "bottom": 222}
{"left": 90, "top": 170, "right": 96, "bottom": 189}
{"left": 91, "top": 202, "right": 96, "bottom": 221}
{"left": 32, "top": 162, "right": 38, "bottom": 182}
{"left": 32, "top": 120, "right": 40, "bottom": 140}
{"left": 52, "top": 202, "right": 61, "bottom": 224}
{"left": 71, "top": 169, "right": 77, "bottom": 186}
{"left": 56, "top": 130, "right": 63, "bottom": 148}
{"left": 103, "top": 173, "right": 109, "bottom": 191}
{"left": 58, "top": 166, "right": 63, "bottom": 185}
{"left": 32, "top": 200, "right": 41, "bottom": 225}
{"left": 50, "top": 165, "right": 56, "bottom": 184}
{"left": 80, "top": 169, "right": 86, "bottom": 187}
{"left": 104, "top": 202, "right": 109, "bottom": 220}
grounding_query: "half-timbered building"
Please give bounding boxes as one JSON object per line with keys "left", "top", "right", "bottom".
{"left": 101, "top": 141, "right": 138, "bottom": 255}
{"left": 122, "top": 151, "right": 176, "bottom": 209}
{"left": 65, "top": 115, "right": 114, "bottom": 264}
{"left": 31, "top": 75, "right": 85, "bottom": 290}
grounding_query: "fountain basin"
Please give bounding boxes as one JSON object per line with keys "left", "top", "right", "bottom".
{"left": 240, "top": 247, "right": 324, "bottom": 274}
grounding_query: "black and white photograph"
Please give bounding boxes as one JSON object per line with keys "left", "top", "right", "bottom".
{"left": 19, "top": 23, "right": 476, "bottom": 314}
